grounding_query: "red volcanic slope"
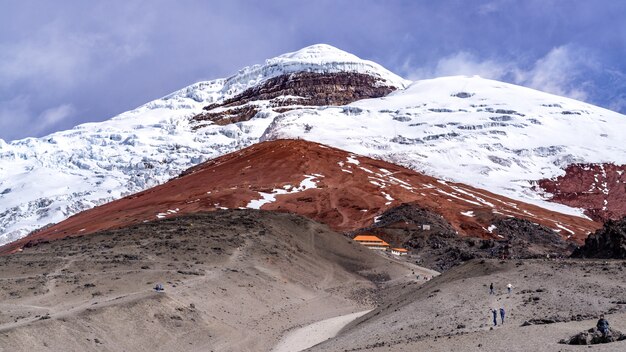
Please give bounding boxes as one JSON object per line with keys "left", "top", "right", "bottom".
{"left": 538, "top": 163, "right": 626, "bottom": 222}
{"left": 2, "top": 140, "right": 600, "bottom": 253}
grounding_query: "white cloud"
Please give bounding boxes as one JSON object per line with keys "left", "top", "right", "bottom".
{"left": 0, "top": 12, "right": 153, "bottom": 140}
{"left": 432, "top": 52, "right": 510, "bottom": 80}
{"left": 0, "top": 20, "right": 149, "bottom": 90}
{"left": 512, "top": 46, "right": 589, "bottom": 101}
{"left": 36, "top": 104, "right": 76, "bottom": 133}
{"left": 403, "top": 51, "right": 510, "bottom": 81}
{"left": 477, "top": 0, "right": 511, "bottom": 15}
{"left": 0, "top": 96, "right": 31, "bottom": 141}
{"left": 404, "top": 45, "right": 595, "bottom": 103}
{"left": 0, "top": 97, "right": 75, "bottom": 141}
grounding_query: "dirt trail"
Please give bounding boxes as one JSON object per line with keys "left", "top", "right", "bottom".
{"left": 272, "top": 309, "right": 373, "bottom": 352}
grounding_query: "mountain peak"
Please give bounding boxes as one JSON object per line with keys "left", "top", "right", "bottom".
{"left": 221, "top": 44, "right": 409, "bottom": 94}
{"left": 270, "top": 44, "right": 361, "bottom": 63}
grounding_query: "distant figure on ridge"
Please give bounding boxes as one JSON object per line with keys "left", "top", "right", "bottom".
{"left": 154, "top": 283, "right": 164, "bottom": 292}
{"left": 491, "top": 308, "right": 498, "bottom": 326}
{"left": 507, "top": 283, "right": 513, "bottom": 294}
{"left": 500, "top": 307, "right": 506, "bottom": 324}
{"left": 490, "top": 282, "right": 494, "bottom": 295}
{"left": 597, "top": 315, "right": 610, "bottom": 337}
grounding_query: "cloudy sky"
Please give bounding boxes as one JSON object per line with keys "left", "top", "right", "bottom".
{"left": 1, "top": 0, "right": 625, "bottom": 141}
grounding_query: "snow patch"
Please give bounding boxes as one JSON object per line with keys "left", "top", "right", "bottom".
{"left": 381, "top": 192, "right": 394, "bottom": 201}
{"left": 246, "top": 174, "right": 321, "bottom": 209}
{"left": 555, "top": 223, "right": 575, "bottom": 235}
{"left": 346, "top": 155, "right": 360, "bottom": 165}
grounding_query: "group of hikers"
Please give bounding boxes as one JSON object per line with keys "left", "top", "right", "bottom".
{"left": 489, "top": 282, "right": 513, "bottom": 295}
{"left": 491, "top": 307, "right": 505, "bottom": 326}
{"left": 487, "top": 282, "right": 613, "bottom": 337}
{"left": 489, "top": 282, "right": 512, "bottom": 327}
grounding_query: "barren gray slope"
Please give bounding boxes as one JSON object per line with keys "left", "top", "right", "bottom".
{"left": 309, "top": 259, "right": 626, "bottom": 351}
{"left": 0, "top": 210, "right": 421, "bottom": 352}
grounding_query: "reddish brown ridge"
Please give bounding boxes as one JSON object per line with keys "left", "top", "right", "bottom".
{"left": 2, "top": 140, "right": 600, "bottom": 254}
{"left": 538, "top": 163, "right": 626, "bottom": 222}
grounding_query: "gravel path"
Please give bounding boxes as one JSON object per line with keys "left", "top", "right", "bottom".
{"left": 273, "top": 309, "right": 373, "bottom": 352}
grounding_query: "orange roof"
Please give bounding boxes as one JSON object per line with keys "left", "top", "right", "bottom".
{"left": 353, "top": 235, "right": 384, "bottom": 242}
{"left": 362, "top": 241, "right": 390, "bottom": 247}
{"left": 392, "top": 248, "right": 408, "bottom": 252}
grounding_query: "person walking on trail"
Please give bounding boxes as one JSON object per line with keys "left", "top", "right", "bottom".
{"left": 500, "top": 307, "right": 506, "bottom": 324}
{"left": 491, "top": 309, "right": 498, "bottom": 326}
{"left": 507, "top": 283, "right": 513, "bottom": 294}
{"left": 597, "top": 315, "right": 610, "bottom": 337}
{"left": 490, "top": 282, "right": 495, "bottom": 295}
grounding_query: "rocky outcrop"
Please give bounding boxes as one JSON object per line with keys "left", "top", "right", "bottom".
{"left": 354, "top": 205, "right": 576, "bottom": 271}
{"left": 538, "top": 163, "right": 626, "bottom": 222}
{"left": 560, "top": 327, "right": 626, "bottom": 345}
{"left": 193, "top": 72, "right": 397, "bottom": 125}
{"left": 195, "top": 106, "right": 260, "bottom": 126}
{"left": 491, "top": 217, "right": 574, "bottom": 257}
{"left": 571, "top": 217, "right": 626, "bottom": 259}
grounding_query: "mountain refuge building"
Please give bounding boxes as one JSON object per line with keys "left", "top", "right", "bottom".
{"left": 353, "top": 235, "right": 390, "bottom": 250}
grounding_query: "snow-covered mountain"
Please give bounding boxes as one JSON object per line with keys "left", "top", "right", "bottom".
{"left": 262, "top": 76, "right": 626, "bottom": 214}
{"left": 0, "top": 44, "right": 406, "bottom": 245}
{"left": 1, "top": 44, "right": 625, "bottom": 245}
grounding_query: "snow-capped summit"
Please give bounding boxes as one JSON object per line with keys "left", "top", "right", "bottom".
{"left": 273, "top": 43, "right": 359, "bottom": 61}
{"left": 219, "top": 44, "right": 409, "bottom": 97}
{"left": 127, "top": 44, "right": 407, "bottom": 115}
{"left": 266, "top": 43, "right": 408, "bottom": 85}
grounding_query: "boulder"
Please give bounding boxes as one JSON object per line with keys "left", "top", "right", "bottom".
{"left": 560, "top": 327, "right": 626, "bottom": 345}
{"left": 571, "top": 217, "right": 626, "bottom": 259}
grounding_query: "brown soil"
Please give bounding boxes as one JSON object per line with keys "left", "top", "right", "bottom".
{"left": 3, "top": 140, "right": 599, "bottom": 254}
{"left": 538, "top": 163, "right": 626, "bottom": 222}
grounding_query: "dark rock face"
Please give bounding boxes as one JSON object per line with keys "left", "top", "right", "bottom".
{"left": 353, "top": 204, "right": 573, "bottom": 271}
{"left": 521, "top": 318, "right": 560, "bottom": 326}
{"left": 193, "top": 72, "right": 398, "bottom": 125}
{"left": 538, "top": 163, "right": 626, "bottom": 222}
{"left": 195, "top": 106, "right": 260, "bottom": 126}
{"left": 571, "top": 217, "right": 626, "bottom": 259}
{"left": 560, "top": 327, "right": 626, "bottom": 345}
{"left": 491, "top": 218, "right": 574, "bottom": 258}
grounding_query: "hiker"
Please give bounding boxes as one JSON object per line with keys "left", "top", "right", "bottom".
{"left": 507, "top": 283, "right": 513, "bottom": 294}
{"left": 490, "top": 282, "right": 494, "bottom": 295}
{"left": 597, "top": 315, "right": 610, "bottom": 337}
{"left": 491, "top": 309, "right": 498, "bottom": 326}
{"left": 154, "top": 283, "right": 164, "bottom": 292}
{"left": 500, "top": 307, "right": 505, "bottom": 324}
